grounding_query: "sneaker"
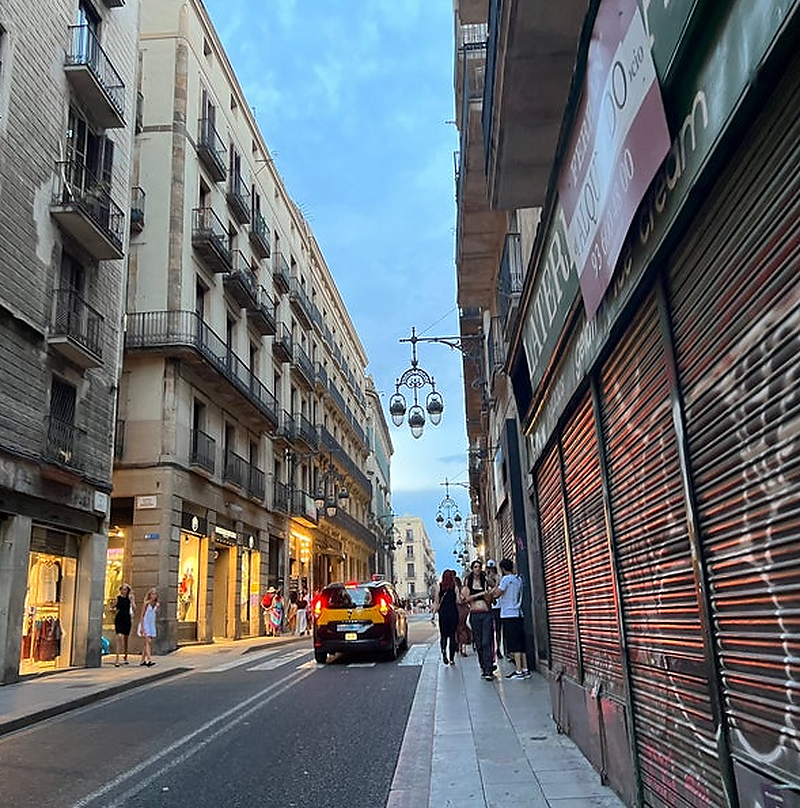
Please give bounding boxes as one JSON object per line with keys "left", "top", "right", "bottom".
{"left": 521, "top": 669, "right": 531, "bottom": 678}
{"left": 482, "top": 672, "right": 495, "bottom": 681}
{"left": 506, "top": 670, "right": 525, "bottom": 680}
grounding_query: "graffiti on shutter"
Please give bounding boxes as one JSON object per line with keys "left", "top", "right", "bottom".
{"left": 601, "top": 294, "right": 724, "bottom": 806}
{"left": 669, "top": 53, "right": 800, "bottom": 798}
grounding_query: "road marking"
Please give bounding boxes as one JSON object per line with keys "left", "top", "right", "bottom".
{"left": 346, "top": 662, "right": 376, "bottom": 667}
{"left": 69, "top": 668, "right": 315, "bottom": 808}
{"left": 199, "top": 647, "right": 276, "bottom": 672}
{"left": 398, "top": 644, "right": 427, "bottom": 666}
{"left": 246, "top": 648, "right": 308, "bottom": 670}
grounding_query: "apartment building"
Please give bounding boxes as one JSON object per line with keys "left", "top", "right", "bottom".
{"left": 111, "top": 0, "right": 382, "bottom": 652}
{"left": 452, "top": 0, "right": 800, "bottom": 804}
{"left": 392, "top": 516, "right": 436, "bottom": 606}
{"left": 0, "top": 0, "right": 140, "bottom": 683}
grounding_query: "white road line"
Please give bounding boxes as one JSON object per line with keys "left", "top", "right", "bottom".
{"left": 246, "top": 648, "right": 309, "bottom": 670}
{"left": 398, "top": 644, "right": 427, "bottom": 666}
{"left": 69, "top": 668, "right": 314, "bottom": 808}
{"left": 199, "top": 647, "right": 276, "bottom": 673}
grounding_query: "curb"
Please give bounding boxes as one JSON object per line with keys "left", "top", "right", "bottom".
{"left": 0, "top": 666, "right": 190, "bottom": 738}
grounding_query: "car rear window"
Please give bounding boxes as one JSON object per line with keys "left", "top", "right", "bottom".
{"left": 325, "top": 586, "right": 376, "bottom": 608}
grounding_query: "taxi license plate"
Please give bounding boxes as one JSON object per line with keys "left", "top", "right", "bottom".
{"left": 345, "top": 632, "right": 357, "bottom": 641}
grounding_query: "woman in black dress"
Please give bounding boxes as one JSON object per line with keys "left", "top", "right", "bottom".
{"left": 431, "top": 569, "right": 460, "bottom": 665}
{"left": 113, "top": 583, "right": 135, "bottom": 666}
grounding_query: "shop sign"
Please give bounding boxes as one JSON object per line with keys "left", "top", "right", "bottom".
{"left": 558, "top": 0, "right": 670, "bottom": 319}
{"left": 144, "top": 533, "right": 160, "bottom": 540}
{"left": 214, "top": 525, "right": 238, "bottom": 543}
{"left": 181, "top": 510, "right": 207, "bottom": 536}
{"left": 527, "top": 0, "right": 798, "bottom": 460}
{"left": 136, "top": 495, "right": 158, "bottom": 510}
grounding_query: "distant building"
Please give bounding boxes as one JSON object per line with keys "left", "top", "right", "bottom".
{"left": 111, "top": 0, "right": 383, "bottom": 652}
{"left": 392, "top": 516, "right": 436, "bottom": 605}
{"left": 0, "top": 0, "right": 140, "bottom": 683}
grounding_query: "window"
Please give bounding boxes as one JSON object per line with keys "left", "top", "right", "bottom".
{"left": 48, "top": 378, "right": 78, "bottom": 463}
{"left": 405, "top": 528, "right": 414, "bottom": 542}
{"left": 65, "top": 107, "right": 114, "bottom": 195}
{"left": 405, "top": 545, "right": 414, "bottom": 558}
{"left": 406, "top": 563, "right": 415, "bottom": 579}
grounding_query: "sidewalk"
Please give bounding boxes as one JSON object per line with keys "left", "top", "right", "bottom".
{"left": 389, "top": 642, "right": 626, "bottom": 808}
{"left": 1, "top": 635, "right": 626, "bottom": 807}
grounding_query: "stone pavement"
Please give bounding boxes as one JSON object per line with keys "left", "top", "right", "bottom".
{"left": 389, "top": 641, "right": 626, "bottom": 808}
{"left": 1, "top": 631, "right": 626, "bottom": 807}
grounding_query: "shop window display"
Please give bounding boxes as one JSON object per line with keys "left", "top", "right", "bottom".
{"left": 21, "top": 552, "right": 76, "bottom": 673}
{"left": 179, "top": 533, "right": 200, "bottom": 623}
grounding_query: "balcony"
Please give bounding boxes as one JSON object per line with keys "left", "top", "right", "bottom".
{"left": 42, "top": 415, "right": 84, "bottom": 473}
{"left": 292, "top": 412, "right": 318, "bottom": 451}
{"left": 223, "top": 448, "right": 247, "bottom": 488}
{"left": 249, "top": 210, "right": 271, "bottom": 259}
{"left": 125, "top": 311, "right": 280, "bottom": 433}
{"left": 318, "top": 426, "right": 372, "bottom": 499}
{"left": 190, "top": 427, "right": 216, "bottom": 474}
{"left": 290, "top": 489, "right": 318, "bottom": 528}
{"left": 273, "top": 253, "right": 290, "bottom": 294}
{"left": 51, "top": 161, "right": 125, "bottom": 260}
{"left": 323, "top": 507, "right": 376, "bottom": 551}
{"left": 272, "top": 323, "right": 292, "bottom": 363}
{"left": 247, "top": 286, "right": 276, "bottom": 336}
{"left": 48, "top": 288, "right": 103, "bottom": 369}
{"left": 130, "top": 186, "right": 145, "bottom": 233}
{"left": 276, "top": 410, "right": 294, "bottom": 443}
{"left": 64, "top": 24, "right": 125, "bottom": 128}
{"left": 272, "top": 479, "right": 289, "bottom": 513}
{"left": 223, "top": 251, "right": 259, "bottom": 308}
{"left": 226, "top": 171, "right": 250, "bottom": 224}
{"left": 247, "top": 464, "right": 266, "bottom": 500}
{"left": 314, "top": 362, "right": 328, "bottom": 392}
{"left": 482, "top": 0, "right": 585, "bottom": 208}
{"left": 291, "top": 343, "right": 315, "bottom": 389}
{"left": 196, "top": 117, "right": 226, "bottom": 182}
{"left": 288, "top": 278, "right": 313, "bottom": 330}
{"left": 497, "top": 232, "right": 524, "bottom": 328}
{"left": 191, "top": 207, "right": 232, "bottom": 272}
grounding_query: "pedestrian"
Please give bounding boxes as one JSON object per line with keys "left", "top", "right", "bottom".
{"left": 454, "top": 575, "right": 472, "bottom": 656}
{"left": 430, "top": 569, "right": 459, "bottom": 665}
{"left": 261, "top": 588, "right": 275, "bottom": 636}
{"left": 137, "top": 588, "right": 158, "bottom": 667}
{"left": 461, "top": 559, "right": 495, "bottom": 680}
{"left": 492, "top": 558, "right": 531, "bottom": 679}
{"left": 287, "top": 591, "right": 298, "bottom": 634}
{"left": 113, "top": 583, "right": 135, "bottom": 667}
{"left": 296, "top": 587, "right": 309, "bottom": 635}
{"left": 486, "top": 559, "right": 504, "bottom": 660}
{"left": 270, "top": 590, "right": 284, "bottom": 636}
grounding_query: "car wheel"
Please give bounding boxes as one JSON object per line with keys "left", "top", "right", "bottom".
{"left": 314, "top": 650, "right": 327, "bottom": 664}
{"left": 386, "top": 630, "right": 398, "bottom": 661}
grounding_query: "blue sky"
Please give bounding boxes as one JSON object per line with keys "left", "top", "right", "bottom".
{"left": 203, "top": 1, "right": 473, "bottom": 574}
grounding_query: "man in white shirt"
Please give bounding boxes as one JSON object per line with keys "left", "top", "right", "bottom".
{"left": 492, "top": 558, "right": 530, "bottom": 679}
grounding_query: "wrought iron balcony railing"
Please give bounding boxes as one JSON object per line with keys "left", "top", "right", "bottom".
{"left": 49, "top": 287, "right": 104, "bottom": 366}
{"left": 196, "top": 117, "right": 226, "bottom": 182}
{"left": 190, "top": 427, "right": 216, "bottom": 474}
{"left": 249, "top": 209, "right": 271, "bottom": 259}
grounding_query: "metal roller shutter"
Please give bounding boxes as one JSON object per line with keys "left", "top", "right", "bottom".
{"left": 601, "top": 294, "right": 724, "bottom": 806}
{"left": 498, "top": 502, "right": 514, "bottom": 562}
{"left": 669, "top": 54, "right": 800, "bottom": 794}
{"left": 537, "top": 441, "right": 578, "bottom": 678}
{"left": 561, "top": 390, "right": 624, "bottom": 696}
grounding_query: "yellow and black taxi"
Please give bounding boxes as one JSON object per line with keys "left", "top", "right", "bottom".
{"left": 312, "top": 580, "right": 408, "bottom": 663}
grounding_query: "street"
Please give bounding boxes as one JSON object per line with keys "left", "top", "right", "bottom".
{"left": 0, "top": 620, "right": 436, "bottom": 808}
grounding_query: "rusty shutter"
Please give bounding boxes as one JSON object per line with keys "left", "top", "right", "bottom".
{"left": 537, "top": 440, "right": 578, "bottom": 679}
{"left": 561, "top": 388, "right": 624, "bottom": 697}
{"left": 600, "top": 293, "right": 725, "bottom": 806}
{"left": 668, "top": 52, "right": 800, "bottom": 797}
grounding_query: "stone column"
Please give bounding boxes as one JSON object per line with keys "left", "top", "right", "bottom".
{"left": 0, "top": 515, "right": 32, "bottom": 684}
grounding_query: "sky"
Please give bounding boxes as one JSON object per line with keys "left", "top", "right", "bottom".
{"left": 203, "top": 1, "right": 473, "bottom": 575}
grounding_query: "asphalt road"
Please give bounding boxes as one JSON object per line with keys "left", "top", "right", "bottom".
{"left": 0, "top": 620, "right": 437, "bottom": 808}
